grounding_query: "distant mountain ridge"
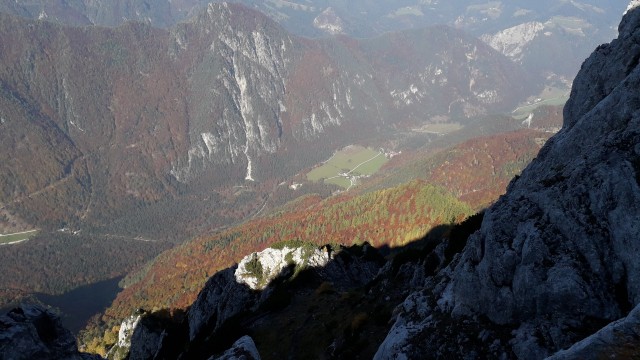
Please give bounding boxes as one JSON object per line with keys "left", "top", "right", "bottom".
{"left": 0, "top": 0, "right": 627, "bottom": 86}
{"left": 1, "top": 1, "right": 624, "bottom": 37}
{"left": 0, "top": 2, "right": 532, "bottom": 236}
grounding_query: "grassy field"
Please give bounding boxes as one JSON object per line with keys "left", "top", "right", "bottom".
{"left": 512, "top": 86, "right": 570, "bottom": 119}
{"left": 412, "top": 122, "right": 463, "bottom": 134}
{"left": 0, "top": 230, "right": 39, "bottom": 245}
{"left": 307, "top": 145, "right": 388, "bottom": 188}
{"left": 327, "top": 177, "right": 351, "bottom": 189}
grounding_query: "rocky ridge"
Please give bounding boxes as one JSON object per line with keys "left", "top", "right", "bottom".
{"left": 375, "top": 4, "right": 640, "bottom": 359}
{"left": 211, "top": 336, "right": 261, "bottom": 360}
{"left": 98, "top": 242, "right": 385, "bottom": 359}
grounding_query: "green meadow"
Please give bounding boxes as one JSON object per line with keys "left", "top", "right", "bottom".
{"left": 307, "top": 145, "right": 388, "bottom": 188}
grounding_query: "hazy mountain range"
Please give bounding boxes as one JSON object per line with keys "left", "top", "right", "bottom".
{"left": 0, "top": 2, "right": 533, "bottom": 238}
{"left": 1, "top": 0, "right": 627, "bottom": 83}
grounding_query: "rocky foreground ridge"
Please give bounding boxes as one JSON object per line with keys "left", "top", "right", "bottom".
{"left": 376, "top": 3, "right": 640, "bottom": 359}
{"left": 3, "top": 3, "right": 640, "bottom": 360}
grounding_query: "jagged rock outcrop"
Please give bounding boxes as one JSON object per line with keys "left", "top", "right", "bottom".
{"left": 188, "top": 242, "right": 383, "bottom": 345}
{"left": 209, "top": 336, "right": 261, "bottom": 360}
{"left": 64, "top": 242, "right": 386, "bottom": 359}
{"left": 0, "top": 304, "right": 99, "bottom": 360}
{"left": 481, "top": 22, "right": 546, "bottom": 62}
{"left": 106, "top": 311, "right": 167, "bottom": 360}
{"left": 376, "top": 4, "right": 640, "bottom": 359}
{"left": 187, "top": 265, "right": 256, "bottom": 342}
{"left": 85, "top": 241, "right": 387, "bottom": 360}
{"left": 106, "top": 314, "right": 142, "bottom": 360}
{"left": 234, "top": 245, "right": 332, "bottom": 290}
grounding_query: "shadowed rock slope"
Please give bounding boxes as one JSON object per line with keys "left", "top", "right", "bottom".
{"left": 376, "top": 4, "right": 640, "bottom": 359}
{"left": 0, "top": 305, "right": 100, "bottom": 360}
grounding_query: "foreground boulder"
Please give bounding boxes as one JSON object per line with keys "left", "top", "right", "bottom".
{"left": 0, "top": 305, "right": 99, "bottom": 360}
{"left": 210, "top": 336, "right": 261, "bottom": 360}
{"left": 547, "top": 303, "right": 640, "bottom": 360}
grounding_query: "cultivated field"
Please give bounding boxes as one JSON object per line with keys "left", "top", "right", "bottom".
{"left": 412, "top": 122, "right": 463, "bottom": 135}
{"left": 0, "top": 230, "right": 39, "bottom": 245}
{"left": 512, "top": 86, "right": 570, "bottom": 119}
{"left": 307, "top": 145, "right": 388, "bottom": 189}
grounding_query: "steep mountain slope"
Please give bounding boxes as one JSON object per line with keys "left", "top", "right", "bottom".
{"left": 376, "top": 4, "right": 640, "bottom": 358}
{"left": 95, "top": 180, "right": 472, "bottom": 324}
{"left": 77, "top": 121, "right": 554, "bottom": 355}
{"left": 0, "top": 0, "right": 176, "bottom": 27}
{"left": 0, "top": 3, "right": 532, "bottom": 238}
{"left": 230, "top": 0, "right": 625, "bottom": 86}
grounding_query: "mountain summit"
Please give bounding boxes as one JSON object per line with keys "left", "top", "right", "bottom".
{"left": 377, "top": 4, "right": 640, "bottom": 359}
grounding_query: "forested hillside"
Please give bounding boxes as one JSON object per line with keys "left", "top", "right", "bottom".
{"left": 79, "top": 119, "right": 560, "bottom": 353}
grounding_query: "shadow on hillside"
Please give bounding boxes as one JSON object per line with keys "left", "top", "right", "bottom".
{"left": 122, "top": 211, "right": 485, "bottom": 360}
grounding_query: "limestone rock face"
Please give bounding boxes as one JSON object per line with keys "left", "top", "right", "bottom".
{"left": 188, "top": 242, "right": 383, "bottom": 350}
{"left": 126, "top": 316, "right": 167, "bottom": 360}
{"left": 188, "top": 266, "right": 256, "bottom": 342}
{"left": 107, "top": 312, "right": 167, "bottom": 360}
{"left": 377, "top": 5, "right": 640, "bottom": 359}
{"left": 0, "top": 305, "right": 99, "bottom": 360}
{"left": 234, "top": 245, "right": 331, "bottom": 290}
{"left": 209, "top": 335, "right": 261, "bottom": 360}
{"left": 107, "top": 314, "right": 141, "bottom": 360}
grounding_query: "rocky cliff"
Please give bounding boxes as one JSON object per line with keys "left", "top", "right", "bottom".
{"left": 99, "top": 242, "right": 385, "bottom": 359}
{"left": 376, "top": 3, "right": 640, "bottom": 359}
{"left": 0, "top": 305, "right": 100, "bottom": 360}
